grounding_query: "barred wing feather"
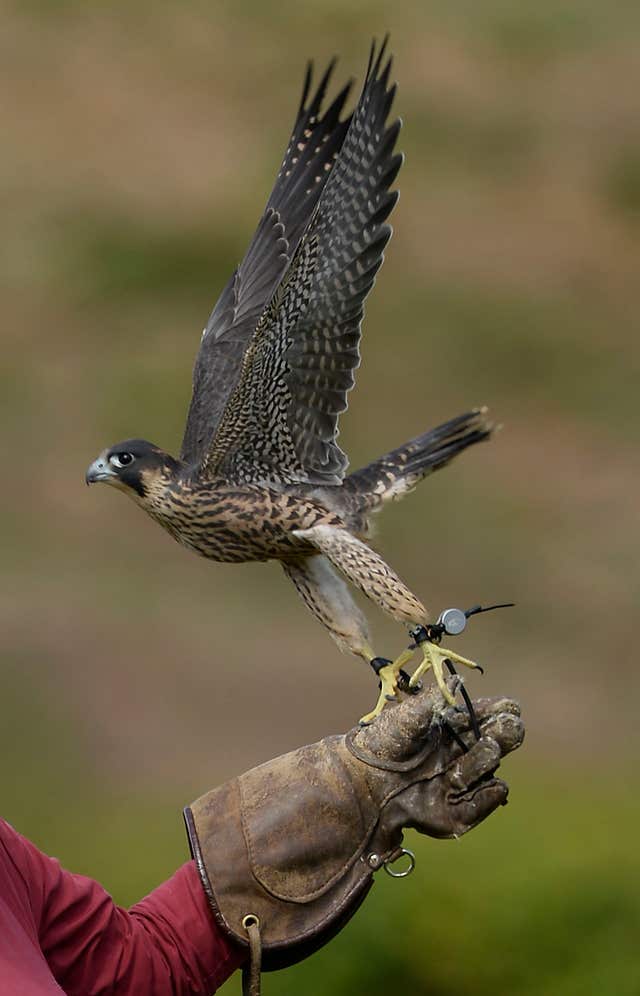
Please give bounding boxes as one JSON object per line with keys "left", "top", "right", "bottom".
{"left": 180, "top": 60, "right": 353, "bottom": 465}
{"left": 201, "top": 40, "right": 402, "bottom": 486}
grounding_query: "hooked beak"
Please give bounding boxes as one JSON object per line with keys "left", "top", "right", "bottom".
{"left": 86, "top": 453, "right": 115, "bottom": 485}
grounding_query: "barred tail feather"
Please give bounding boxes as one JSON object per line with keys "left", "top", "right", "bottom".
{"left": 345, "top": 408, "right": 492, "bottom": 511}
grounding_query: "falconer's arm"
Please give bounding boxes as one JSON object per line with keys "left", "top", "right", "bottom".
{"left": 0, "top": 819, "right": 243, "bottom": 995}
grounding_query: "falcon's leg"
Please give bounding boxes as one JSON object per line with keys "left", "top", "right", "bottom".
{"left": 282, "top": 554, "right": 401, "bottom": 723}
{"left": 358, "top": 657, "right": 406, "bottom": 725}
{"left": 291, "top": 526, "right": 431, "bottom": 723}
{"left": 292, "top": 525, "right": 484, "bottom": 717}
{"left": 292, "top": 526, "right": 428, "bottom": 626}
{"left": 282, "top": 554, "right": 374, "bottom": 661}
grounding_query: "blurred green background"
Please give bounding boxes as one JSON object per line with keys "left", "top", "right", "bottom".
{"left": 2, "top": 2, "right": 639, "bottom": 993}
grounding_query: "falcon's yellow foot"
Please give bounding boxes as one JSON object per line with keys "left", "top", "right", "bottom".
{"left": 359, "top": 659, "right": 403, "bottom": 726}
{"left": 409, "top": 639, "right": 482, "bottom": 706}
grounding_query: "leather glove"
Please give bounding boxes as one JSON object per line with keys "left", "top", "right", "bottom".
{"left": 184, "top": 684, "right": 523, "bottom": 984}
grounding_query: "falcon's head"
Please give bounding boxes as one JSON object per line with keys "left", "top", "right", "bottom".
{"left": 86, "top": 439, "right": 181, "bottom": 499}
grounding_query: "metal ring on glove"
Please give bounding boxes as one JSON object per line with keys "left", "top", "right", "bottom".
{"left": 383, "top": 848, "right": 415, "bottom": 878}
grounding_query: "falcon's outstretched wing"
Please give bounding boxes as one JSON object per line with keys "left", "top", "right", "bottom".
{"left": 181, "top": 60, "right": 354, "bottom": 465}
{"left": 199, "top": 39, "right": 402, "bottom": 486}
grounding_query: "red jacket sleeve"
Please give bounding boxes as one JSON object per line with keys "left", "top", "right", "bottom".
{"left": 2, "top": 819, "right": 244, "bottom": 995}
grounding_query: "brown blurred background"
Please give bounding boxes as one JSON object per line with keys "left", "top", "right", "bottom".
{"left": 2, "top": 2, "right": 639, "bottom": 994}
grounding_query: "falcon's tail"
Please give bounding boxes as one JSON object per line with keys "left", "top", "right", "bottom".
{"left": 344, "top": 409, "right": 492, "bottom": 513}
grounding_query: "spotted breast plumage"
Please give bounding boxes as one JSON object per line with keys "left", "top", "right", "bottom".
{"left": 86, "top": 39, "right": 493, "bottom": 722}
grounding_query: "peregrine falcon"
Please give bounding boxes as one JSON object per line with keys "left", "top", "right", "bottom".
{"left": 86, "top": 40, "right": 492, "bottom": 723}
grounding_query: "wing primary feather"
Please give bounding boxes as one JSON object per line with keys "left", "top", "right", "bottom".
{"left": 198, "top": 39, "right": 404, "bottom": 487}
{"left": 297, "top": 61, "right": 314, "bottom": 118}
{"left": 368, "top": 34, "right": 391, "bottom": 82}
{"left": 180, "top": 54, "right": 357, "bottom": 466}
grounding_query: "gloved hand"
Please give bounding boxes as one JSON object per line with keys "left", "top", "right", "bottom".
{"left": 185, "top": 684, "right": 523, "bottom": 989}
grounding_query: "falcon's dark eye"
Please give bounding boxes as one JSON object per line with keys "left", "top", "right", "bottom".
{"left": 109, "top": 452, "right": 134, "bottom": 469}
